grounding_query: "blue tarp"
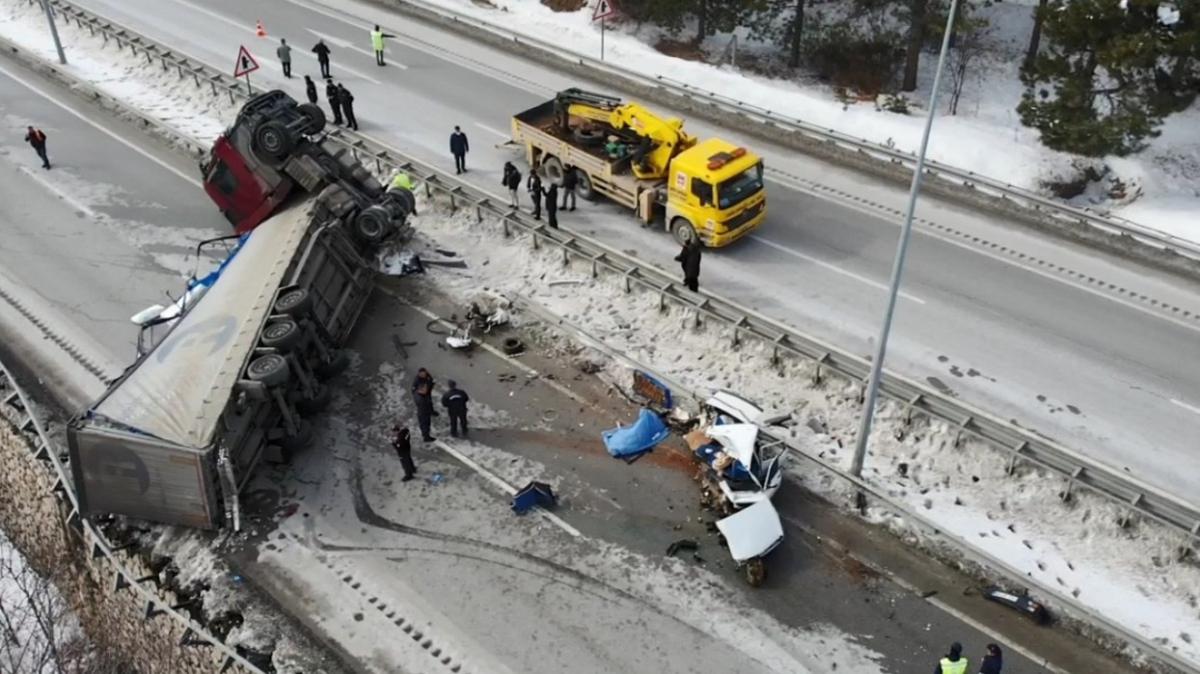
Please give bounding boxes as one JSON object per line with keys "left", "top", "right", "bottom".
{"left": 602, "top": 408, "right": 670, "bottom": 459}
{"left": 512, "top": 481, "right": 556, "bottom": 514}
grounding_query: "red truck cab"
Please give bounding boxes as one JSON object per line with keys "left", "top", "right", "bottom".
{"left": 203, "top": 134, "right": 293, "bottom": 234}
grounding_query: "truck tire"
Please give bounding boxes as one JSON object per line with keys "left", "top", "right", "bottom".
{"left": 246, "top": 353, "right": 290, "bottom": 388}
{"left": 252, "top": 120, "right": 294, "bottom": 161}
{"left": 540, "top": 155, "right": 564, "bottom": 185}
{"left": 572, "top": 127, "right": 605, "bottom": 147}
{"left": 260, "top": 319, "right": 302, "bottom": 352}
{"left": 353, "top": 205, "right": 391, "bottom": 245}
{"left": 297, "top": 103, "right": 326, "bottom": 136}
{"left": 671, "top": 217, "right": 698, "bottom": 246}
{"left": 273, "top": 287, "right": 312, "bottom": 316}
{"left": 351, "top": 166, "right": 383, "bottom": 198}
{"left": 387, "top": 188, "right": 417, "bottom": 218}
{"left": 576, "top": 171, "right": 596, "bottom": 201}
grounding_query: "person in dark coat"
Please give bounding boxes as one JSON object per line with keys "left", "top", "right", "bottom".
{"left": 934, "top": 642, "right": 968, "bottom": 674}
{"left": 276, "top": 38, "right": 293, "bottom": 78}
{"left": 543, "top": 183, "right": 559, "bottom": 229}
{"left": 312, "top": 40, "right": 331, "bottom": 78}
{"left": 24, "top": 126, "right": 50, "bottom": 169}
{"left": 502, "top": 162, "right": 521, "bottom": 208}
{"left": 561, "top": 165, "right": 578, "bottom": 211}
{"left": 674, "top": 239, "right": 702, "bottom": 292}
{"left": 441, "top": 380, "right": 470, "bottom": 438}
{"left": 325, "top": 79, "right": 343, "bottom": 125}
{"left": 391, "top": 425, "right": 416, "bottom": 481}
{"left": 527, "top": 170, "right": 543, "bottom": 219}
{"left": 414, "top": 383, "right": 435, "bottom": 442}
{"left": 338, "top": 84, "right": 358, "bottom": 130}
{"left": 978, "top": 644, "right": 1002, "bottom": 674}
{"left": 412, "top": 367, "right": 439, "bottom": 417}
{"left": 304, "top": 75, "right": 318, "bottom": 105}
{"left": 449, "top": 126, "right": 469, "bottom": 174}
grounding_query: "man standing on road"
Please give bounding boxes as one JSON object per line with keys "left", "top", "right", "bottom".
{"left": 338, "top": 84, "right": 358, "bottom": 130}
{"left": 325, "top": 79, "right": 343, "bottom": 125}
{"left": 502, "top": 162, "right": 521, "bottom": 208}
{"left": 411, "top": 367, "right": 438, "bottom": 417}
{"left": 391, "top": 425, "right": 416, "bottom": 482}
{"left": 276, "top": 38, "right": 293, "bottom": 78}
{"left": 561, "top": 165, "right": 578, "bottom": 211}
{"left": 449, "top": 126, "right": 469, "bottom": 174}
{"left": 527, "top": 170, "right": 543, "bottom": 219}
{"left": 24, "top": 126, "right": 50, "bottom": 170}
{"left": 312, "top": 39, "right": 331, "bottom": 78}
{"left": 370, "top": 24, "right": 396, "bottom": 66}
{"left": 441, "top": 380, "right": 470, "bottom": 438}
{"left": 304, "top": 74, "right": 318, "bottom": 105}
{"left": 543, "top": 182, "right": 559, "bottom": 229}
{"left": 935, "top": 642, "right": 968, "bottom": 674}
{"left": 674, "top": 238, "right": 701, "bottom": 292}
{"left": 415, "top": 383, "right": 436, "bottom": 442}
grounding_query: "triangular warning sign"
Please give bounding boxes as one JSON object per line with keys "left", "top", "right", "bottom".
{"left": 233, "top": 45, "right": 260, "bottom": 78}
{"left": 592, "top": 0, "right": 618, "bottom": 21}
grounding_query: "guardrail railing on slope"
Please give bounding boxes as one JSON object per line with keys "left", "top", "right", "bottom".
{"left": 23, "top": 4, "right": 1199, "bottom": 670}
{"left": 0, "top": 359, "right": 266, "bottom": 674}
{"left": 380, "top": 0, "right": 1200, "bottom": 267}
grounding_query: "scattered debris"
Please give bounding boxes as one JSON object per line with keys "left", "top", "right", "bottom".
{"left": 666, "top": 539, "right": 699, "bottom": 557}
{"left": 512, "top": 481, "right": 557, "bottom": 514}
{"left": 982, "top": 586, "right": 1050, "bottom": 625}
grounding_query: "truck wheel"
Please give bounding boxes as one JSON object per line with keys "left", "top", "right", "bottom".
{"left": 353, "top": 205, "right": 391, "bottom": 245}
{"left": 540, "top": 155, "right": 564, "bottom": 184}
{"left": 274, "top": 287, "right": 312, "bottom": 316}
{"left": 572, "top": 127, "right": 605, "bottom": 147}
{"left": 576, "top": 171, "right": 596, "bottom": 201}
{"left": 671, "top": 217, "right": 698, "bottom": 246}
{"left": 252, "top": 120, "right": 294, "bottom": 161}
{"left": 387, "top": 188, "right": 417, "bottom": 218}
{"left": 297, "top": 103, "right": 326, "bottom": 136}
{"left": 246, "top": 353, "right": 290, "bottom": 388}
{"left": 260, "top": 320, "right": 302, "bottom": 352}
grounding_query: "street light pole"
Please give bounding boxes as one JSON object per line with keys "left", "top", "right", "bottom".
{"left": 849, "top": 0, "right": 960, "bottom": 478}
{"left": 39, "top": 0, "right": 67, "bottom": 65}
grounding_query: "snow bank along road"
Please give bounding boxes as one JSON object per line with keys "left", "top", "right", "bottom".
{"left": 49, "top": 0, "right": 1200, "bottom": 506}
{"left": 0, "top": 46, "right": 1140, "bottom": 674}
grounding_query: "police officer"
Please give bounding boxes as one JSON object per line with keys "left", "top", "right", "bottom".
{"left": 304, "top": 75, "right": 318, "bottom": 105}
{"left": 391, "top": 425, "right": 416, "bottom": 482}
{"left": 441, "top": 380, "right": 470, "bottom": 438}
{"left": 543, "top": 182, "right": 559, "bottom": 229}
{"left": 935, "top": 642, "right": 968, "bottom": 674}
{"left": 337, "top": 83, "right": 358, "bottom": 130}
{"left": 325, "top": 79, "right": 342, "bottom": 125}
{"left": 527, "top": 170, "right": 543, "bottom": 219}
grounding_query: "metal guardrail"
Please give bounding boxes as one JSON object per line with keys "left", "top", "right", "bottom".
{"left": 21, "top": 3, "right": 1199, "bottom": 670}
{"left": 0, "top": 358, "right": 266, "bottom": 674}
{"left": 385, "top": 0, "right": 1200, "bottom": 266}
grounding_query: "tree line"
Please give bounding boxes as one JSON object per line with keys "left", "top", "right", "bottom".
{"left": 615, "top": 0, "right": 1199, "bottom": 157}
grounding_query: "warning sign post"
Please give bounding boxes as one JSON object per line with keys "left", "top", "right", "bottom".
{"left": 232, "top": 45, "right": 260, "bottom": 95}
{"left": 592, "top": 0, "right": 619, "bottom": 61}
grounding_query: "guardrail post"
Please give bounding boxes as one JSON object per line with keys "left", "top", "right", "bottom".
{"left": 531, "top": 229, "right": 540, "bottom": 250}
{"left": 1006, "top": 441, "right": 1028, "bottom": 475}
{"left": 770, "top": 334, "right": 788, "bottom": 367}
{"left": 731, "top": 316, "right": 748, "bottom": 348}
{"left": 693, "top": 299, "right": 709, "bottom": 329}
{"left": 474, "top": 203, "right": 483, "bottom": 223}
{"left": 501, "top": 214, "right": 511, "bottom": 237}
{"left": 657, "top": 283, "right": 671, "bottom": 312}
{"left": 1180, "top": 523, "right": 1198, "bottom": 561}
{"left": 811, "top": 360, "right": 824, "bottom": 385}
{"left": 952, "top": 415, "right": 973, "bottom": 447}
{"left": 902, "top": 394, "right": 923, "bottom": 426}
{"left": 1118, "top": 494, "right": 1144, "bottom": 529}
{"left": 561, "top": 242, "right": 571, "bottom": 267}
{"left": 1061, "top": 466, "right": 1083, "bottom": 503}
{"left": 622, "top": 268, "right": 637, "bottom": 293}
{"left": 590, "top": 253, "right": 605, "bottom": 278}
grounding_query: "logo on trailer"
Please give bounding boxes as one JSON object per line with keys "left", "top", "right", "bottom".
{"left": 233, "top": 45, "right": 260, "bottom": 77}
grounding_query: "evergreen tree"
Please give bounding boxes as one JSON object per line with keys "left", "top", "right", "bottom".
{"left": 1019, "top": 0, "right": 1200, "bottom": 156}
{"left": 745, "top": 0, "right": 808, "bottom": 68}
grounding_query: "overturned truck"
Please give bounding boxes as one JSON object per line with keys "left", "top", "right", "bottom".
{"left": 67, "top": 91, "right": 410, "bottom": 529}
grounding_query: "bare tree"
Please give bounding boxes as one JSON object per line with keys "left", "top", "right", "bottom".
{"left": 0, "top": 540, "right": 93, "bottom": 674}
{"left": 947, "top": 18, "right": 991, "bottom": 115}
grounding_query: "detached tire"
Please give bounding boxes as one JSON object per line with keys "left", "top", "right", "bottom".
{"left": 540, "top": 155, "right": 564, "bottom": 185}
{"left": 572, "top": 127, "right": 605, "bottom": 147}
{"left": 252, "top": 120, "right": 294, "bottom": 161}
{"left": 274, "top": 287, "right": 312, "bottom": 316}
{"left": 261, "top": 320, "right": 302, "bottom": 352}
{"left": 297, "top": 103, "right": 326, "bottom": 135}
{"left": 246, "top": 353, "right": 290, "bottom": 388}
{"left": 353, "top": 205, "right": 390, "bottom": 245}
{"left": 671, "top": 217, "right": 698, "bottom": 246}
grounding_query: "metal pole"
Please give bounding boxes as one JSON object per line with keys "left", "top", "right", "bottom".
{"left": 39, "top": 0, "right": 67, "bottom": 65}
{"left": 849, "top": 0, "right": 960, "bottom": 478}
{"left": 601, "top": 17, "right": 606, "bottom": 61}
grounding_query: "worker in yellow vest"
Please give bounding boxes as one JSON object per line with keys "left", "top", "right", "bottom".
{"left": 935, "top": 642, "right": 968, "bottom": 674}
{"left": 388, "top": 170, "right": 414, "bottom": 192}
{"left": 370, "top": 24, "right": 396, "bottom": 66}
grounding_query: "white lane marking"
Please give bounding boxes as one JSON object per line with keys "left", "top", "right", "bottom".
{"left": 767, "top": 171, "right": 1200, "bottom": 335}
{"left": 0, "top": 63, "right": 201, "bottom": 188}
{"left": 1171, "top": 398, "right": 1200, "bottom": 416}
{"left": 15, "top": 166, "right": 98, "bottom": 218}
{"left": 473, "top": 122, "right": 511, "bottom": 140}
{"left": 434, "top": 440, "right": 581, "bottom": 538}
{"left": 749, "top": 235, "right": 927, "bottom": 305}
{"left": 307, "top": 28, "right": 409, "bottom": 70}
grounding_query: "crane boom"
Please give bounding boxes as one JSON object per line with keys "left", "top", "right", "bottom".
{"left": 553, "top": 88, "right": 696, "bottom": 180}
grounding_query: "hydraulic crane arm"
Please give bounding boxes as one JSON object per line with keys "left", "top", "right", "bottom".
{"left": 553, "top": 88, "right": 696, "bottom": 180}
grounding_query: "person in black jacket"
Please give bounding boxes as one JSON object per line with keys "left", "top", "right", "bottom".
{"left": 978, "top": 643, "right": 1002, "bottom": 674}
{"left": 312, "top": 40, "right": 331, "bottom": 78}
{"left": 24, "top": 126, "right": 50, "bottom": 169}
{"left": 449, "top": 126, "right": 469, "bottom": 174}
{"left": 391, "top": 425, "right": 416, "bottom": 481}
{"left": 561, "top": 165, "right": 578, "bottom": 211}
{"left": 441, "top": 380, "right": 470, "bottom": 438}
{"left": 674, "top": 238, "right": 701, "bottom": 292}
{"left": 527, "top": 170, "right": 543, "bottom": 219}
{"left": 325, "top": 79, "right": 343, "bottom": 125}
{"left": 502, "top": 162, "right": 521, "bottom": 208}
{"left": 304, "top": 75, "right": 318, "bottom": 105}
{"left": 543, "top": 183, "right": 559, "bottom": 229}
{"left": 338, "top": 84, "right": 358, "bottom": 130}
{"left": 414, "top": 383, "right": 435, "bottom": 442}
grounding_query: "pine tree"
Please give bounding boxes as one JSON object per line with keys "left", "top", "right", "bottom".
{"left": 745, "top": 0, "right": 807, "bottom": 68}
{"left": 1019, "top": 0, "right": 1200, "bottom": 156}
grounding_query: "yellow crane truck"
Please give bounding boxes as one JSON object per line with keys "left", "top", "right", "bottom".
{"left": 511, "top": 88, "right": 766, "bottom": 247}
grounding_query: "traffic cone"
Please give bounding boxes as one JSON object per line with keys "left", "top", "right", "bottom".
{"left": 255, "top": 20, "right": 266, "bottom": 37}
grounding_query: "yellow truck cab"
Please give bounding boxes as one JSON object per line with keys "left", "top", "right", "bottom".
{"left": 667, "top": 138, "right": 766, "bottom": 247}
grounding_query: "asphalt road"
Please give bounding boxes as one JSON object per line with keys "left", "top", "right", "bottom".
{"left": 54, "top": 0, "right": 1200, "bottom": 505}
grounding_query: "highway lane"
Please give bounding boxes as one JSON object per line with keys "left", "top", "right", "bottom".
{"left": 53, "top": 0, "right": 1200, "bottom": 502}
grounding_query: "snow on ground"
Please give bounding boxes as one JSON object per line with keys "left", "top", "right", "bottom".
{"left": 406, "top": 0, "right": 1200, "bottom": 243}
{"left": 407, "top": 202, "right": 1200, "bottom": 668}
{"left": 0, "top": 532, "right": 86, "bottom": 674}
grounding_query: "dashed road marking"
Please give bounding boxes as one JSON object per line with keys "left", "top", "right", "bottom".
{"left": 750, "top": 234, "right": 926, "bottom": 305}
{"left": 1170, "top": 398, "right": 1200, "bottom": 416}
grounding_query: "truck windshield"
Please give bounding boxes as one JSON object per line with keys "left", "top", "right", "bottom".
{"left": 718, "top": 163, "right": 764, "bottom": 209}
